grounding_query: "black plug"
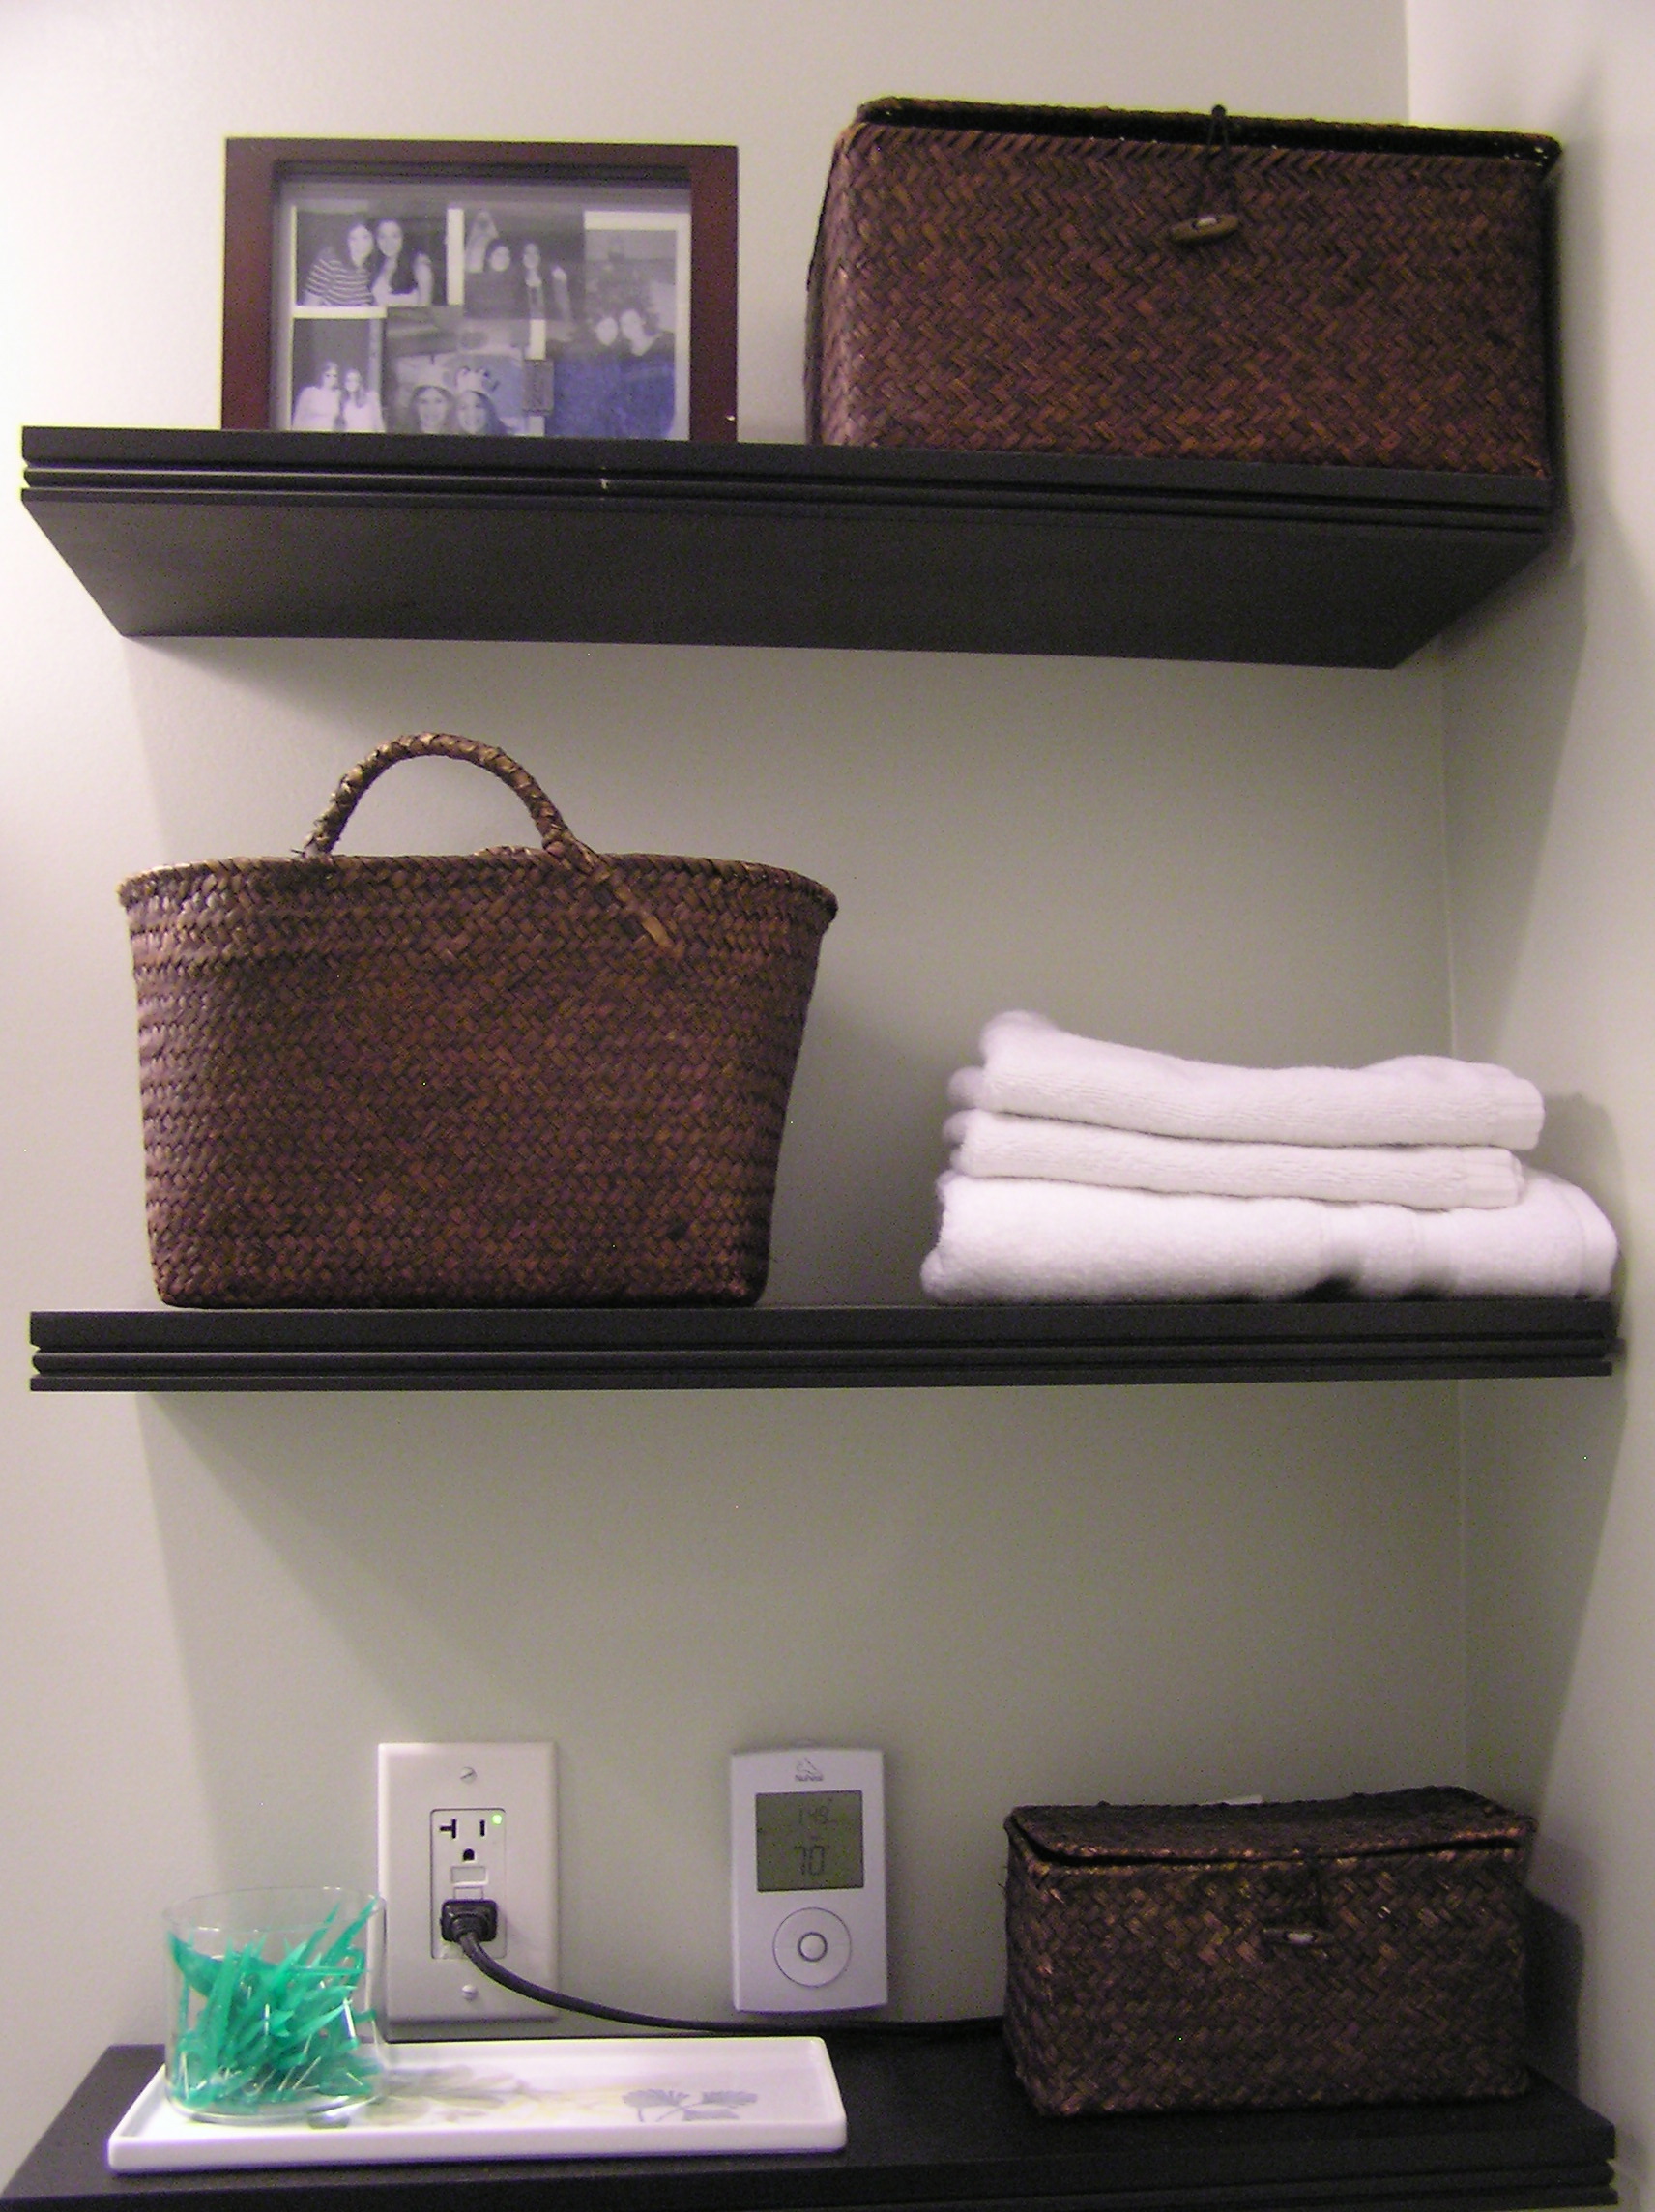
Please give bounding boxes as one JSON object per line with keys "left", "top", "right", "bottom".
{"left": 440, "top": 1897, "right": 499, "bottom": 1944}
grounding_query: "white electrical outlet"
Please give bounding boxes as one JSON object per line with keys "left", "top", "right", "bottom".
{"left": 378, "top": 1741, "right": 556, "bottom": 2030}
{"left": 429, "top": 1805, "right": 508, "bottom": 1958}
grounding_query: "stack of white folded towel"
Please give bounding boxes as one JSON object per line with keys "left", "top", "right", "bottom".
{"left": 921, "top": 1010, "right": 1617, "bottom": 1303}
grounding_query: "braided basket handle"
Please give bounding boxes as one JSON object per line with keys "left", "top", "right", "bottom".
{"left": 303, "top": 733, "right": 679, "bottom": 957}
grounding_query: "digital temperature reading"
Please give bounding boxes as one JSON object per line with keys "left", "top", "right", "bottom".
{"left": 755, "top": 1790, "right": 864, "bottom": 1892}
{"left": 731, "top": 1748, "right": 886, "bottom": 2012}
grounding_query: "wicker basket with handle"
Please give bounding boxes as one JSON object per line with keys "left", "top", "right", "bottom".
{"left": 119, "top": 733, "right": 836, "bottom": 1307}
{"left": 1003, "top": 1788, "right": 1534, "bottom": 2115}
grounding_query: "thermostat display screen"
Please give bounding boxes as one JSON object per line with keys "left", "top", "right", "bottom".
{"left": 755, "top": 1790, "right": 864, "bottom": 1892}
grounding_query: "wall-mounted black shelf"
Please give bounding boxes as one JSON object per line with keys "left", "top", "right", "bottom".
{"left": 21, "top": 429, "right": 1553, "bottom": 667}
{"left": 1, "top": 2041, "right": 1616, "bottom": 2212}
{"left": 29, "top": 1297, "right": 1617, "bottom": 1392}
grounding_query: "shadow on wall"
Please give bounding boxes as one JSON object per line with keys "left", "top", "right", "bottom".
{"left": 1526, "top": 1894, "right": 1585, "bottom": 2092}
{"left": 1437, "top": 543, "right": 1585, "bottom": 1045}
{"left": 1428, "top": 63, "right": 1651, "bottom": 2093}
{"left": 764, "top": 988, "right": 944, "bottom": 1302}
{"left": 1434, "top": 40, "right": 1642, "bottom": 1796}
{"left": 1461, "top": 1368, "right": 1627, "bottom": 1788}
{"left": 134, "top": 1380, "right": 1466, "bottom": 2018}
{"left": 1462, "top": 1362, "right": 1627, "bottom": 2081}
{"left": 1437, "top": 54, "right": 1647, "bottom": 1084}
{"left": 1534, "top": 1095, "right": 1628, "bottom": 1269}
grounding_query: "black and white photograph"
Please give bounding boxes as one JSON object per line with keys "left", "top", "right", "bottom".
{"left": 295, "top": 210, "right": 442, "bottom": 308}
{"left": 384, "top": 311, "right": 531, "bottom": 435}
{"left": 548, "top": 219, "right": 682, "bottom": 439}
{"left": 454, "top": 204, "right": 583, "bottom": 320}
{"left": 275, "top": 173, "right": 691, "bottom": 439}
{"left": 287, "top": 317, "right": 381, "bottom": 431}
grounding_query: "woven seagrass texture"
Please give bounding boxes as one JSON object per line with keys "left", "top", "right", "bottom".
{"left": 808, "top": 115, "right": 1553, "bottom": 472}
{"left": 120, "top": 734, "right": 837, "bottom": 1308}
{"left": 1003, "top": 1789, "right": 1533, "bottom": 2116}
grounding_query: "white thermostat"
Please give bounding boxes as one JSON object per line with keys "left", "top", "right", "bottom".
{"left": 730, "top": 1748, "right": 886, "bottom": 2013}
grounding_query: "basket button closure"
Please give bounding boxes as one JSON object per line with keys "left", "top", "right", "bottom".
{"left": 1262, "top": 1864, "right": 1331, "bottom": 1949}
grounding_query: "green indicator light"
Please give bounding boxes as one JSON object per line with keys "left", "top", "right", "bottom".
{"left": 491, "top": 1813, "right": 503, "bottom": 1825}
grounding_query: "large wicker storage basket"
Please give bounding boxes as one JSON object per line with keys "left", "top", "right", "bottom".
{"left": 1003, "top": 1789, "right": 1533, "bottom": 2116}
{"left": 119, "top": 734, "right": 837, "bottom": 1307}
{"left": 808, "top": 100, "right": 1559, "bottom": 473}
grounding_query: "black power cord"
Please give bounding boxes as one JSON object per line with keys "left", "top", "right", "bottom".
{"left": 439, "top": 1900, "right": 1001, "bottom": 2038}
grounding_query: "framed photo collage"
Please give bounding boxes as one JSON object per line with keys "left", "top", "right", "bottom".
{"left": 222, "top": 141, "right": 738, "bottom": 443}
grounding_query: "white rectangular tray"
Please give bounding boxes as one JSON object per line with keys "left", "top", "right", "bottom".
{"left": 107, "top": 2036, "right": 846, "bottom": 2171}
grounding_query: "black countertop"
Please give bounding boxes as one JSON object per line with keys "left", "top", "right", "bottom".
{"left": 5, "top": 2041, "right": 1615, "bottom": 2212}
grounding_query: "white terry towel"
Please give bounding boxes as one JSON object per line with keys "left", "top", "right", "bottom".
{"left": 945, "top": 1107, "right": 1525, "bottom": 1210}
{"left": 919, "top": 1169, "right": 1616, "bottom": 1303}
{"left": 950, "top": 1011, "right": 1545, "bottom": 1151}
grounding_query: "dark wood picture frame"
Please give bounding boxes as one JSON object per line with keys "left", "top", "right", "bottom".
{"left": 223, "top": 137, "right": 738, "bottom": 441}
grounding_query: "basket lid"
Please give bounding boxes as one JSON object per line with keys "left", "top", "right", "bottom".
{"left": 854, "top": 97, "right": 1560, "bottom": 172}
{"left": 1007, "top": 1787, "right": 1534, "bottom": 1866}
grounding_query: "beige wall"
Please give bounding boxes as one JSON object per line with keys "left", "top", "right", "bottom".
{"left": 0, "top": 0, "right": 1485, "bottom": 2178}
{"left": 1409, "top": 1, "right": 1655, "bottom": 2191}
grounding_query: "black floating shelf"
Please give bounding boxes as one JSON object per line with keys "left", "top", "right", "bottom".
{"left": 22, "top": 428, "right": 1553, "bottom": 667}
{"left": 2, "top": 2041, "right": 1616, "bottom": 2212}
{"left": 29, "top": 1297, "right": 1618, "bottom": 1392}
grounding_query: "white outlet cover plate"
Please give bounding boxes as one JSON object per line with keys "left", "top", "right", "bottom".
{"left": 378, "top": 1741, "right": 556, "bottom": 2028}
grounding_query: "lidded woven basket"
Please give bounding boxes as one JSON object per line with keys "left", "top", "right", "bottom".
{"left": 809, "top": 99, "right": 1559, "bottom": 472}
{"left": 119, "top": 734, "right": 836, "bottom": 1307}
{"left": 1003, "top": 1787, "right": 1534, "bottom": 2115}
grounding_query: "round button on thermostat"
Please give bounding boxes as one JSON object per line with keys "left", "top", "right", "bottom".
{"left": 773, "top": 1907, "right": 852, "bottom": 1988}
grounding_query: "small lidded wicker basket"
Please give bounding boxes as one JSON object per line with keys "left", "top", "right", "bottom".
{"left": 1003, "top": 1787, "right": 1534, "bottom": 2115}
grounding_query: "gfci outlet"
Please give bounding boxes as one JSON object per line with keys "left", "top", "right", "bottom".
{"left": 378, "top": 1741, "right": 556, "bottom": 2029}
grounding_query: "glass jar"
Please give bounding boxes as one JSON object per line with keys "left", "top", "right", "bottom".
{"left": 164, "top": 1886, "right": 386, "bottom": 2122}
